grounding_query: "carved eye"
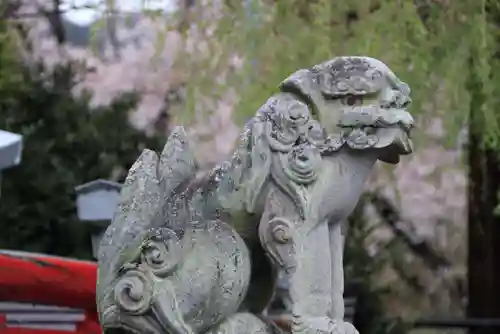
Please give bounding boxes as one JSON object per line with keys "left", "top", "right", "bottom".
{"left": 342, "top": 94, "right": 362, "bottom": 106}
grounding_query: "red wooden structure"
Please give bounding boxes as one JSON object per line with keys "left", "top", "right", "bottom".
{"left": 0, "top": 250, "right": 100, "bottom": 334}
{"left": 0, "top": 250, "right": 305, "bottom": 333}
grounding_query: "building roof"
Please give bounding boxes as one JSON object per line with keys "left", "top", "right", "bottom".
{"left": 74, "top": 179, "right": 122, "bottom": 195}
{"left": 0, "top": 130, "right": 22, "bottom": 148}
{"left": 0, "top": 130, "right": 23, "bottom": 170}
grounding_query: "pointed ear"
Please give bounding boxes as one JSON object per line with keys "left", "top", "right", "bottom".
{"left": 279, "top": 69, "right": 325, "bottom": 116}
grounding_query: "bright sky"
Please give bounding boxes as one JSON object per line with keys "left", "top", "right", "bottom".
{"left": 62, "top": 0, "right": 176, "bottom": 25}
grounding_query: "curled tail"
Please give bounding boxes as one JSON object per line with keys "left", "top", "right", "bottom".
{"left": 97, "top": 126, "right": 196, "bottom": 320}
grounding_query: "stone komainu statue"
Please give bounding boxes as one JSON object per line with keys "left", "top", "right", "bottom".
{"left": 96, "top": 56, "right": 414, "bottom": 334}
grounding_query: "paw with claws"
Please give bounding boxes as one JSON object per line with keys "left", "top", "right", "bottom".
{"left": 292, "top": 317, "right": 359, "bottom": 334}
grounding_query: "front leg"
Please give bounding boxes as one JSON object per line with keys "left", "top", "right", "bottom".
{"left": 260, "top": 217, "right": 359, "bottom": 334}
{"left": 328, "top": 220, "right": 360, "bottom": 334}
{"left": 258, "top": 189, "right": 359, "bottom": 333}
{"left": 289, "top": 222, "right": 334, "bottom": 328}
{"left": 328, "top": 220, "right": 345, "bottom": 321}
{"left": 260, "top": 216, "right": 332, "bottom": 333}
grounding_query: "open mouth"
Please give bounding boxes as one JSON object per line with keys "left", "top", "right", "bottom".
{"left": 376, "top": 126, "right": 413, "bottom": 164}
{"left": 337, "top": 107, "right": 414, "bottom": 163}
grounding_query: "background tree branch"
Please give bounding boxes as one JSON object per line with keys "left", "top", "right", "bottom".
{"left": 367, "top": 191, "right": 451, "bottom": 271}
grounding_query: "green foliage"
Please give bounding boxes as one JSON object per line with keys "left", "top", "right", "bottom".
{"left": 168, "top": 0, "right": 500, "bottom": 148}
{"left": 0, "top": 59, "right": 163, "bottom": 259}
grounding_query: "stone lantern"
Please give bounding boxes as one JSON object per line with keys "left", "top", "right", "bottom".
{"left": 0, "top": 130, "right": 23, "bottom": 197}
{"left": 75, "top": 179, "right": 121, "bottom": 258}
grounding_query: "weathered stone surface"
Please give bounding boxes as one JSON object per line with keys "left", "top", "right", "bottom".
{"left": 97, "top": 56, "right": 414, "bottom": 334}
